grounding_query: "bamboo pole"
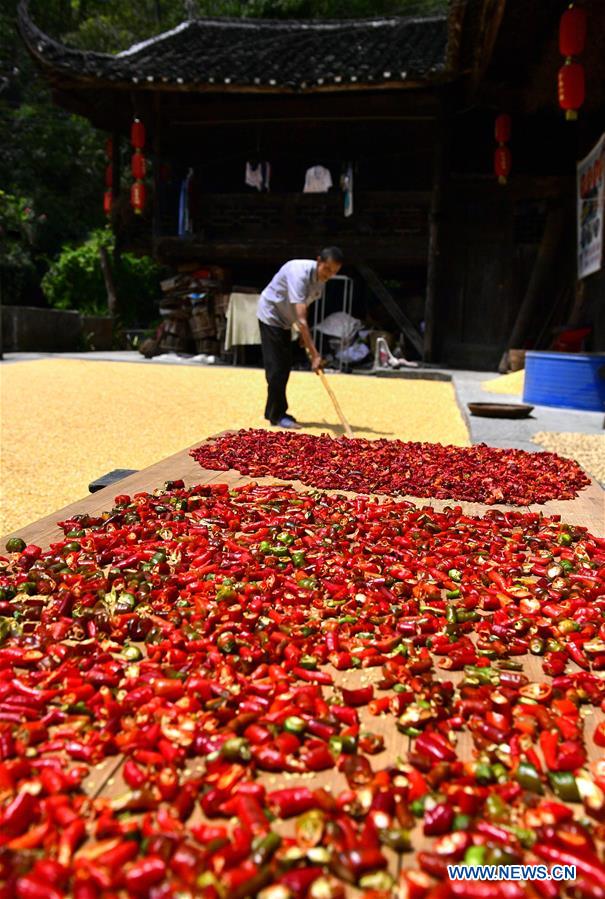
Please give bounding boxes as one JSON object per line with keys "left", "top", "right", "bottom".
{"left": 316, "top": 368, "right": 354, "bottom": 438}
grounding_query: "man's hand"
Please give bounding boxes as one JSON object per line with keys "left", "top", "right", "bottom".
{"left": 311, "top": 353, "right": 323, "bottom": 373}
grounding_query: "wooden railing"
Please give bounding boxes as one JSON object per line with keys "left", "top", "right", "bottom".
{"left": 156, "top": 191, "right": 431, "bottom": 264}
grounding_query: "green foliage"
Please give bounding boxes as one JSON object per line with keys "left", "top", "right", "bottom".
{"left": 0, "top": 190, "right": 42, "bottom": 302}
{"left": 42, "top": 228, "right": 161, "bottom": 324}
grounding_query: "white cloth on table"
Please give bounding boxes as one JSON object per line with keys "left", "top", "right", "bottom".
{"left": 225, "top": 293, "right": 262, "bottom": 350}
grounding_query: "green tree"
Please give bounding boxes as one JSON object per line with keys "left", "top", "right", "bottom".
{"left": 1, "top": 0, "right": 447, "bottom": 310}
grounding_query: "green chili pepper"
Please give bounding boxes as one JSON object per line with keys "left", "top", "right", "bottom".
{"left": 530, "top": 637, "right": 545, "bottom": 655}
{"left": 359, "top": 872, "right": 395, "bottom": 891}
{"left": 409, "top": 796, "right": 430, "bottom": 817}
{"left": 473, "top": 761, "right": 494, "bottom": 784}
{"left": 298, "top": 578, "right": 316, "bottom": 589}
{"left": 115, "top": 593, "right": 137, "bottom": 613}
{"left": 549, "top": 771, "right": 580, "bottom": 802}
{"left": 220, "top": 737, "right": 251, "bottom": 762}
{"left": 0, "top": 619, "right": 10, "bottom": 644}
{"left": 5, "top": 537, "right": 26, "bottom": 553}
{"left": 546, "top": 638, "right": 563, "bottom": 652}
{"left": 491, "top": 763, "right": 509, "bottom": 783}
{"left": 283, "top": 716, "right": 306, "bottom": 735}
{"left": 463, "top": 665, "right": 499, "bottom": 686}
{"left": 516, "top": 760, "right": 544, "bottom": 794}
{"left": 299, "top": 655, "right": 318, "bottom": 670}
{"left": 271, "top": 545, "right": 290, "bottom": 557}
{"left": 251, "top": 831, "right": 281, "bottom": 865}
{"left": 457, "top": 610, "right": 478, "bottom": 622}
{"left": 446, "top": 589, "right": 461, "bottom": 599}
{"left": 291, "top": 551, "right": 306, "bottom": 568}
{"left": 276, "top": 532, "right": 295, "bottom": 546}
{"left": 485, "top": 793, "right": 509, "bottom": 821}
{"left": 215, "top": 586, "right": 237, "bottom": 602}
{"left": 448, "top": 568, "right": 462, "bottom": 581}
{"left": 510, "top": 826, "right": 536, "bottom": 848}
{"left": 453, "top": 813, "right": 471, "bottom": 831}
{"left": 464, "top": 845, "right": 486, "bottom": 865}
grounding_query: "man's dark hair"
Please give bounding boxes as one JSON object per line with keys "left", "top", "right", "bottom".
{"left": 319, "top": 246, "right": 343, "bottom": 264}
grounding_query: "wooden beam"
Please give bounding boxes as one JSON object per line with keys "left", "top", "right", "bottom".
{"left": 474, "top": 0, "right": 507, "bottom": 89}
{"left": 154, "top": 237, "right": 430, "bottom": 267}
{"left": 356, "top": 263, "right": 424, "bottom": 356}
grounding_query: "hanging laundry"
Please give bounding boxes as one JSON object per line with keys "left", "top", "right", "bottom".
{"left": 341, "top": 163, "right": 354, "bottom": 217}
{"left": 245, "top": 161, "right": 271, "bottom": 191}
{"left": 178, "top": 167, "right": 194, "bottom": 235}
{"left": 303, "top": 165, "right": 333, "bottom": 193}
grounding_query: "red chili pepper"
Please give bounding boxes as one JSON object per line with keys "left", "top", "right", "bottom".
{"left": 340, "top": 685, "right": 373, "bottom": 706}
{"left": 533, "top": 844, "right": 605, "bottom": 889}
{"left": 123, "top": 855, "right": 167, "bottom": 892}
{"left": 268, "top": 787, "right": 317, "bottom": 817}
{"left": 0, "top": 791, "right": 37, "bottom": 838}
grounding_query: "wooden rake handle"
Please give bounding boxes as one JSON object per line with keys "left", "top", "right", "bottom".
{"left": 316, "top": 368, "right": 354, "bottom": 438}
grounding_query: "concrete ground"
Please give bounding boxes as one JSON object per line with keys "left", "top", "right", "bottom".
{"left": 452, "top": 369, "right": 604, "bottom": 452}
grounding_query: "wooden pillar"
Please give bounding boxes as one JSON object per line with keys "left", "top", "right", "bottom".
{"left": 423, "top": 102, "right": 447, "bottom": 362}
{"left": 152, "top": 93, "right": 161, "bottom": 241}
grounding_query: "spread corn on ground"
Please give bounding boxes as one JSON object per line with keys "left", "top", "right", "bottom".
{"left": 481, "top": 369, "right": 524, "bottom": 396}
{"left": 0, "top": 359, "right": 469, "bottom": 536}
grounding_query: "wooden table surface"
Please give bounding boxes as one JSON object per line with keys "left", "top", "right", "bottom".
{"left": 3, "top": 437, "right": 604, "bottom": 549}
{"left": 2, "top": 437, "right": 604, "bottom": 895}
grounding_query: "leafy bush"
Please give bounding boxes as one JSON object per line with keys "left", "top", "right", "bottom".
{"left": 0, "top": 190, "right": 44, "bottom": 303}
{"left": 42, "top": 228, "right": 162, "bottom": 325}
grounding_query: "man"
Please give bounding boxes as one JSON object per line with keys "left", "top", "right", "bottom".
{"left": 257, "top": 247, "right": 343, "bottom": 429}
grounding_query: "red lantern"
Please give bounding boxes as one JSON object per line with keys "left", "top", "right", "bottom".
{"left": 105, "top": 164, "right": 113, "bottom": 188}
{"left": 494, "top": 113, "right": 511, "bottom": 144}
{"left": 131, "top": 152, "right": 147, "bottom": 181}
{"left": 130, "top": 181, "right": 146, "bottom": 214}
{"left": 559, "top": 5, "right": 587, "bottom": 57}
{"left": 131, "top": 119, "right": 145, "bottom": 149}
{"left": 494, "top": 146, "right": 512, "bottom": 184}
{"left": 558, "top": 61, "right": 585, "bottom": 120}
{"left": 103, "top": 190, "right": 112, "bottom": 216}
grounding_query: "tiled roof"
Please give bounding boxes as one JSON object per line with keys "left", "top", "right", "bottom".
{"left": 18, "top": 3, "right": 449, "bottom": 92}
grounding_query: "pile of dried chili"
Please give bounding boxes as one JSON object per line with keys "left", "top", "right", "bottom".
{"left": 190, "top": 430, "right": 591, "bottom": 505}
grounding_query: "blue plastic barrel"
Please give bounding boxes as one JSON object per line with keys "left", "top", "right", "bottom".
{"left": 523, "top": 351, "right": 605, "bottom": 412}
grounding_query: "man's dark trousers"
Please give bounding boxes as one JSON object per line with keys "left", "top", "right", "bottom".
{"left": 259, "top": 320, "right": 292, "bottom": 423}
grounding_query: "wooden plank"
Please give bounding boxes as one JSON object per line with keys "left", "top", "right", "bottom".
{"left": 356, "top": 264, "right": 425, "bottom": 356}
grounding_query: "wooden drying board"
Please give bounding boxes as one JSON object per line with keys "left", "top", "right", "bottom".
{"left": 2, "top": 434, "right": 604, "bottom": 896}
{"left": 3, "top": 433, "right": 604, "bottom": 549}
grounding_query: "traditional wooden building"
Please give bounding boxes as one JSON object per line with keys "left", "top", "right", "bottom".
{"left": 18, "top": 0, "right": 605, "bottom": 367}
